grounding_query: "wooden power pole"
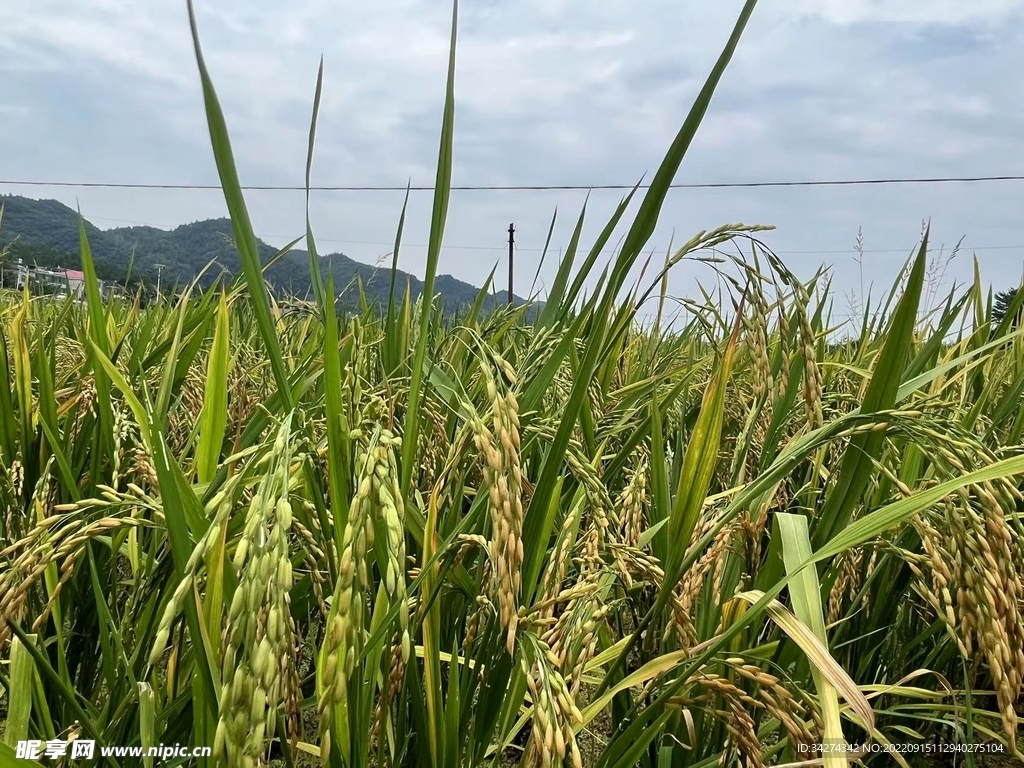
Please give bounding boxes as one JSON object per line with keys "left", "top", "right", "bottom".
{"left": 507, "top": 223, "right": 515, "bottom": 306}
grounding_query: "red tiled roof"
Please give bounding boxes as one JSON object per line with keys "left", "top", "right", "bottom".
{"left": 63, "top": 270, "right": 85, "bottom": 280}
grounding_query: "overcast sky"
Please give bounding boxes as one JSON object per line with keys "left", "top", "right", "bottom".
{"left": 3, "top": 0, "right": 1024, "bottom": 324}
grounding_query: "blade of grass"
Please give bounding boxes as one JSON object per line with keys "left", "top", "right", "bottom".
{"left": 186, "top": 0, "right": 294, "bottom": 410}
{"left": 778, "top": 513, "right": 847, "bottom": 767}
{"left": 3, "top": 635, "right": 35, "bottom": 747}
{"left": 400, "top": 0, "right": 458, "bottom": 497}
{"left": 195, "top": 289, "right": 230, "bottom": 484}
{"left": 529, "top": 208, "right": 557, "bottom": 299}
{"left": 305, "top": 56, "right": 327, "bottom": 310}
{"left": 814, "top": 231, "right": 928, "bottom": 548}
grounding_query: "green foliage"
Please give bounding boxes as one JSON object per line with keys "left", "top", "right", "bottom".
{"left": 992, "top": 286, "right": 1021, "bottom": 327}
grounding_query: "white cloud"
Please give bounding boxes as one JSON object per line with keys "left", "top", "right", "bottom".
{"left": 0, "top": 0, "right": 1023, "bottom": 313}
{"left": 791, "top": 0, "right": 1024, "bottom": 26}
{"left": 0, "top": 104, "right": 32, "bottom": 119}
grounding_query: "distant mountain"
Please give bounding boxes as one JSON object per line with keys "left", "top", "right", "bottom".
{"left": 0, "top": 195, "right": 531, "bottom": 312}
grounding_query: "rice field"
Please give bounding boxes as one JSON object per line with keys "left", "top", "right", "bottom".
{"left": 2, "top": 1, "right": 1023, "bottom": 766}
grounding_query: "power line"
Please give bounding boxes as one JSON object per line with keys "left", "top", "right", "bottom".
{"left": 70, "top": 232, "right": 1024, "bottom": 258}
{"left": 14, "top": 189, "right": 1024, "bottom": 263}
{"left": 456, "top": 243, "right": 1024, "bottom": 255}
{"left": 60, "top": 212, "right": 1024, "bottom": 258}
{"left": 3, "top": 174, "right": 1024, "bottom": 193}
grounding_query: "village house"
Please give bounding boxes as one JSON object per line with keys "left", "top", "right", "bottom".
{"left": 5, "top": 260, "right": 112, "bottom": 300}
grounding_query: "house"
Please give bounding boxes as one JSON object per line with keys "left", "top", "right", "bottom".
{"left": 28, "top": 266, "right": 70, "bottom": 296}
{"left": 2, "top": 258, "right": 30, "bottom": 290}
{"left": 64, "top": 269, "right": 86, "bottom": 300}
{"left": 1, "top": 261, "right": 131, "bottom": 301}
{"left": 14, "top": 265, "right": 111, "bottom": 300}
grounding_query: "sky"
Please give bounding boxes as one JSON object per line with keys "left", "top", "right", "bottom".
{"left": 2, "top": 0, "right": 1024, "bottom": 326}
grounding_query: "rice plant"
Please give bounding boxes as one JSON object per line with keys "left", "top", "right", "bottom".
{"left": 2, "top": 0, "right": 1023, "bottom": 766}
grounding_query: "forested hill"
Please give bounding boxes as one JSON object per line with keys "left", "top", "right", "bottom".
{"left": 0, "top": 195, "right": 528, "bottom": 310}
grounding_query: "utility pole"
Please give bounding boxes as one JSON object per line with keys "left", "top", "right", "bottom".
{"left": 507, "top": 223, "right": 515, "bottom": 307}
{"left": 154, "top": 263, "right": 165, "bottom": 298}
